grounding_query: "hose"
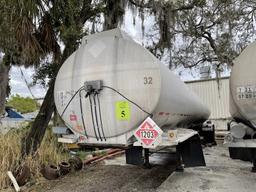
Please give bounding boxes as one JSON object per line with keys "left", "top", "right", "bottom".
{"left": 102, "top": 85, "right": 153, "bottom": 117}
{"left": 96, "top": 92, "right": 106, "bottom": 141}
{"left": 89, "top": 94, "right": 99, "bottom": 140}
{"left": 60, "top": 86, "right": 85, "bottom": 117}
{"left": 93, "top": 93, "right": 102, "bottom": 141}
{"left": 79, "top": 89, "right": 88, "bottom": 138}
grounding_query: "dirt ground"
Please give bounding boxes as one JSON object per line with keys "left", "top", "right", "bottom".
{"left": 3, "top": 143, "right": 256, "bottom": 192}
{"left": 30, "top": 152, "right": 177, "bottom": 192}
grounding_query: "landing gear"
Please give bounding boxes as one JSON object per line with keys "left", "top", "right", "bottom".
{"left": 124, "top": 147, "right": 151, "bottom": 168}
{"left": 143, "top": 149, "right": 151, "bottom": 169}
{"left": 175, "top": 151, "right": 184, "bottom": 172}
{"left": 125, "top": 146, "right": 144, "bottom": 166}
{"left": 190, "top": 121, "right": 216, "bottom": 146}
{"left": 125, "top": 134, "right": 206, "bottom": 169}
{"left": 200, "top": 121, "right": 216, "bottom": 145}
{"left": 251, "top": 149, "right": 256, "bottom": 173}
{"left": 252, "top": 159, "right": 256, "bottom": 173}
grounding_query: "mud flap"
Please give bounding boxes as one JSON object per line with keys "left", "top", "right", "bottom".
{"left": 200, "top": 126, "right": 216, "bottom": 145}
{"left": 125, "top": 146, "right": 144, "bottom": 166}
{"left": 229, "top": 147, "right": 255, "bottom": 161}
{"left": 229, "top": 147, "right": 256, "bottom": 172}
{"left": 177, "top": 134, "right": 206, "bottom": 167}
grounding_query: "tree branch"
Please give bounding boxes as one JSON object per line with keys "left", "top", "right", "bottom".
{"left": 171, "top": 4, "right": 194, "bottom": 12}
{"left": 129, "top": 0, "right": 196, "bottom": 11}
{"left": 128, "top": 0, "right": 153, "bottom": 9}
{"left": 79, "top": 0, "right": 105, "bottom": 25}
{"left": 202, "top": 31, "right": 217, "bottom": 53}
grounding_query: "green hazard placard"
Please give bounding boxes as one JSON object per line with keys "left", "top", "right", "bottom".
{"left": 115, "top": 101, "right": 131, "bottom": 121}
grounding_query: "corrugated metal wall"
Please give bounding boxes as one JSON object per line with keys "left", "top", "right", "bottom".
{"left": 186, "top": 77, "right": 230, "bottom": 130}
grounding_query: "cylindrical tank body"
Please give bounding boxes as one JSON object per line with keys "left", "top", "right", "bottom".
{"left": 54, "top": 29, "right": 210, "bottom": 139}
{"left": 230, "top": 42, "right": 256, "bottom": 128}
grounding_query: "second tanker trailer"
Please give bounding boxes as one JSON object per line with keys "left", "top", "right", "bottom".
{"left": 53, "top": 28, "right": 210, "bottom": 167}
{"left": 225, "top": 41, "right": 256, "bottom": 172}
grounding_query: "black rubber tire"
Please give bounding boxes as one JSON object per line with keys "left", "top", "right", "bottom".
{"left": 59, "top": 161, "right": 71, "bottom": 175}
{"left": 41, "top": 164, "right": 60, "bottom": 180}
{"left": 68, "top": 156, "right": 83, "bottom": 171}
{"left": 15, "top": 165, "right": 31, "bottom": 186}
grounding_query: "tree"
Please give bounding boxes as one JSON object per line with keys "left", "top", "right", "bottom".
{"left": 20, "top": 0, "right": 106, "bottom": 156}
{"left": 168, "top": 0, "right": 256, "bottom": 71}
{"left": 103, "top": 0, "right": 125, "bottom": 30}
{"left": 0, "top": 0, "right": 104, "bottom": 156}
{"left": 7, "top": 94, "right": 39, "bottom": 114}
{"left": 130, "top": 0, "right": 256, "bottom": 72}
{"left": 0, "top": 1, "right": 16, "bottom": 118}
{"left": 1, "top": 0, "right": 256, "bottom": 157}
{"left": 0, "top": 57, "right": 10, "bottom": 117}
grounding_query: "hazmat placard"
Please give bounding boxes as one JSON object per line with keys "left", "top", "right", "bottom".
{"left": 134, "top": 117, "right": 163, "bottom": 148}
{"left": 115, "top": 101, "right": 131, "bottom": 120}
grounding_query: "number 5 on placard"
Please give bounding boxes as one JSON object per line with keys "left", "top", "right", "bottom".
{"left": 115, "top": 101, "right": 131, "bottom": 121}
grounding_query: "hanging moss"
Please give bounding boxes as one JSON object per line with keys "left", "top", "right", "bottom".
{"left": 103, "top": 0, "right": 126, "bottom": 30}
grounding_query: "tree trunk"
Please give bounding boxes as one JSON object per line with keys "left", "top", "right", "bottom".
{"left": 21, "top": 44, "right": 76, "bottom": 157}
{"left": 21, "top": 80, "right": 55, "bottom": 157}
{"left": 103, "top": 0, "right": 125, "bottom": 30}
{"left": 19, "top": 0, "right": 128, "bottom": 158}
{"left": 0, "top": 57, "right": 10, "bottom": 119}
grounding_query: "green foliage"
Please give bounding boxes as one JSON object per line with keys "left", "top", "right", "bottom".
{"left": 2, "top": 0, "right": 256, "bottom": 156}
{"left": 127, "top": 0, "right": 256, "bottom": 71}
{"left": 159, "top": 0, "right": 256, "bottom": 69}
{"left": 7, "top": 94, "right": 39, "bottom": 114}
{"left": 33, "top": 62, "right": 59, "bottom": 87}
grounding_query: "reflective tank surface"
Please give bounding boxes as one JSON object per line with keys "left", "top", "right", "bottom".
{"left": 54, "top": 28, "right": 210, "bottom": 139}
{"left": 230, "top": 41, "right": 256, "bottom": 128}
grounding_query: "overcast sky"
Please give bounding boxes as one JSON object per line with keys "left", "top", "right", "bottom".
{"left": 10, "top": 66, "right": 46, "bottom": 98}
{"left": 8, "top": 8, "right": 228, "bottom": 98}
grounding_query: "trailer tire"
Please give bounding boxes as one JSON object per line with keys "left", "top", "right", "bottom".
{"left": 59, "top": 161, "right": 71, "bottom": 175}
{"left": 41, "top": 165, "right": 59, "bottom": 180}
{"left": 15, "top": 165, "right": 31, "bottom": 186}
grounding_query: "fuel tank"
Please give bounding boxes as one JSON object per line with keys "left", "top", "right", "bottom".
{"left": 54, "top": 28, "right": 210, "bottom": 140}
{"left": 230, "top": 41, "right": 256, "bottom": 128}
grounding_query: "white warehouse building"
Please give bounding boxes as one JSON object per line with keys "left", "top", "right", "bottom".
{"left": 185, "top": 77, "right": 230, "bottom": 131}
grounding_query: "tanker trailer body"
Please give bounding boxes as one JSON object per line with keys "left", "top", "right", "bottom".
{"left": 225, "top": 41, "right": 256, "bottom": 172}
{"left": 54, "top": 28, "right": 210, "bottom": 166}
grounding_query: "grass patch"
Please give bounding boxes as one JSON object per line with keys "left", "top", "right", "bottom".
{"left": 0, "top": 126, "right": 68, "bottom": 189}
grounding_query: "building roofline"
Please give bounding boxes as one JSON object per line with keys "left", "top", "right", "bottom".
{"left": 185, "top": 76, "right": 230, "bottom": 84}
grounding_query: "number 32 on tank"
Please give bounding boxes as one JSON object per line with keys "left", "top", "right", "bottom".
{"left": 144, "top": 77, "right": 152, "bottom": 85}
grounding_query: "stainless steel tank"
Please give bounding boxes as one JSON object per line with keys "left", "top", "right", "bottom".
{"left": 230, "top": 42, "right": 256, "bottom": 128}
{"left": 227, "top": 42, "right": 256, "bottom": 170}
{"left": 54, "top": 28, "right": 210, "bottom": 141}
